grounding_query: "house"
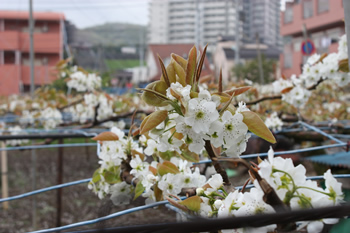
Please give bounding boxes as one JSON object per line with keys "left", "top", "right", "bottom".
{"left": 0, "top": 10, "right": 65, "bottom": 96}
{"left": 146, "top": 44, "right": 212, "bottom": 83}
{"left": 280, "top": 0, "right": 345, "bottom": 78}
{"left": 213, "top": 35, "right": 280, "bottom": 84}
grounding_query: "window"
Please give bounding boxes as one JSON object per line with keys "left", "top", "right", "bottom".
{"left": 303, "top": 0, "right": 313, "bottom": 19}
{"left": 318, "top": 0, "right": 329, "bottom": 13}
{"left": 284, "top": 5, "right": 293, "bottom": 24}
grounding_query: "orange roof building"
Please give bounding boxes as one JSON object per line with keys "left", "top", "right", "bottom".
{"left": 0, "top": 10, "right": 65, "bottom": 96}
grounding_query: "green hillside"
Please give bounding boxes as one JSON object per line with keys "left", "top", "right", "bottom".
{"left": 76, "top": 23, "right": 147, "bottom": 46}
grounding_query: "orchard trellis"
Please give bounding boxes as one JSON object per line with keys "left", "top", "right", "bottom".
{"left": 0, "top": 32, "right": 349, "bottom": 232}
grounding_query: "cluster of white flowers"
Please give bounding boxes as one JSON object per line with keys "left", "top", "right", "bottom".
{"left": 67, "top": 93, "right": 114, "bottom": 123}
{"left": 264, "top": 112, "right": 283, "bottom": 132}
{"left": 273, "top": 34, "right": 350, "bottom": 109}
{"left": 196, "top": 148, "right": 344, "bottom": 233}
{"left": 89, "top": 126, "right": 207, "bottom": 205}
{"left": 66, "top": 71, "right": 102, "bottom": 92}
{"left": 40, "top": 107, "right": 63, "bottom": 129}
{"left": 88, "top": 127, "right": 137, "bottom": 200}
{"left": 147, "top": 83, "right": 251, "bottom": 158}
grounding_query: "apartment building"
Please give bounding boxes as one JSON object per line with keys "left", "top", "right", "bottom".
{"left": 280, "top": 0, "right": 345, "bottom": 77}
{"left": 148, "top": 0, "right": 239, "bottom": 48}
{"left": 0, "top": 10, "right": 65, "bottom": 96}
{"left": 148, "top": 0, "right": 281, "bottom": 48}
{"left": 242, "top": 0, "right": 281, "bottom": 47}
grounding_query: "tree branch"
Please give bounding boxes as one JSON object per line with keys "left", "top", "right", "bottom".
{"left": 204, "top": 140, "right": 231, "bottom": 186}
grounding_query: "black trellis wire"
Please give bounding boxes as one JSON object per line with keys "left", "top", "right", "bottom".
{"left": 67, "top": 204, "right": 350, "bottom": 233}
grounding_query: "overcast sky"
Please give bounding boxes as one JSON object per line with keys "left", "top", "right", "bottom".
{"left": 0, "top": 0, "right": 150, "bottom": 29}
{"left": 0, "top": 0, "right": 286, "bottom": 29}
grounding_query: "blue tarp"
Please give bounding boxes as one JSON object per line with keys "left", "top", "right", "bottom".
{"left": 304, "top": 151, "right": 350, "bottom": 168}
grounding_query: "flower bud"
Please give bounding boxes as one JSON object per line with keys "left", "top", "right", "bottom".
{"left": 214, "top": 200, "right": 223, "bottom": 209}
{"left": 196, "top": 187, "right": 204, "bottom": 196}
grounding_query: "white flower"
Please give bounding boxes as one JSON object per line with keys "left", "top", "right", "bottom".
{"left": 144, "top": 138, "right": 158, "bottom": 156}
{"left": 207, "top": 174, "right": 223, "bottom": 190}
{"left": 324, "top": 169, "right": 343, "bottom": 204}
{"left": 264, "top": 112, "right": 283, "bottom": 131}
{"left": 184, "top": 91, "right": 219, "bottom": 134}
{"left": 110, "top": 182, "right": 132, "bottom": 206}
{"left": 158, "top": 173, "right": 182, "bottom": 195}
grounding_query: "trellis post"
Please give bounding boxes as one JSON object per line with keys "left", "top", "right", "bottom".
{"left": 343, "top": 0, "right": 350, "bottom": 69}
{"left": 1, "top": 141, "right": 8, "bottom": 210}
{"left": 56, "top": 138, "right": 64, "bottom": 227}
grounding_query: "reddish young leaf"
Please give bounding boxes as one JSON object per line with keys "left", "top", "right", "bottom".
{"left": 224, "top": 86, "right": 251, "bottom": 97}
{"left": 186, "top": 46, "right": 197, "bottom": 86}
{"left": 92, "top": 131, "right": 119, "bottom": 141}
{"left": 242, "top": 111, "right": 276, "bottom": 144}
{"left": 140, "top": 110, "right": 168, "bottom": 135}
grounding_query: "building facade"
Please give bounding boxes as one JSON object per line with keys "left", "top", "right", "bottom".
{"left": 280, "top": 0, "right": 345, "bottom": 78}
{"left": 242, "top": 0, "right": 281, "bottom": 47}
{"left": 148, "top": 0, "right": 239, "bottom": 48}
{"left": 148, "top": 0, "right": 281, "bottom": 48}
{"left": 0, "top": 11, "right": 65, "bottom": 96}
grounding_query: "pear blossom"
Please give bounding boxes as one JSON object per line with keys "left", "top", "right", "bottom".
{"left": 110, "top": 182, "right": 133, "bottom": 205}
{"left": 184, "top": 92, "right": 219, "bottom": 134}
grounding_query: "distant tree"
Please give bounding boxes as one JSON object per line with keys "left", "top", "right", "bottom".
{"left": 232, "top": 55, "right": 277, "bottom": 84}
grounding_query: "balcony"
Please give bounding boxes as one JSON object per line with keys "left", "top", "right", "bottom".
{"left": 0, "top": 31, "right": 61, "bottom": 54}
{"left": 21, "top": 65, "right": 57, "bottom": 85}
{"left": 0, "top": 31, "right": 20, "bottom": 50}
{"left": 20, "top": 33, "right": 61, "bottom": 53}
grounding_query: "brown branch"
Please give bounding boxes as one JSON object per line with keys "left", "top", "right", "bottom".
{"left": 249, "top": 166, "right": 296, "bottom": 231}
{"left": 57, "top": 97, "right": 84, "bottom": 111}
{"left": 204, "top": 140, "right": 231, "bottom": 186}
{"left": 235, "top": 77, "right": 327, "bottom": 107}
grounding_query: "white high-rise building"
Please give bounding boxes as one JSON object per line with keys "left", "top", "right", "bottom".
{"left": 148, "top": 0, "right": 240, "bottom": 48}
{"left": 148, "top": 0, "right": 281, "bottom": 48}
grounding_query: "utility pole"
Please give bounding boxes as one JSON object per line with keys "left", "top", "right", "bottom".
{"left": 139, "top": 29, "right": 144, "bottom": 83}
{"left": 343, "top": 0, "right": 350, "bottom": 69}
{"left": 234, "top": 0, "right": 240, "bottom": 66}
{"left": 29, "top": 0, "right": 35, "bottom": 97}
{"left": 29, "top": 1, "right": 37, "bottom": 230}
{"left": 256, "top": 33, "right": 264, "bottom": 84}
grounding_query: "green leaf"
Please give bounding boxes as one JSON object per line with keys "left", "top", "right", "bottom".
{"left": 241, "top": 111, "right": 276, "bottom": 144}
{"left": 179, "top": 196, "right": 201, "bottom": 212}
{"left": 186, "top": 46, "right": 197, "bottom": 86}
{"left": 134, "top": 181, "right": 145, "bottom": 200}
{"left": 103, "top": 170, "right": 120, "bottom": 184}
{"left": 92, "top": 168, "right": 101, "bottom": 183}
{"left": 179, "top": 146, "right": 200, "bottom": 162}
{"left": 157, "top": 161, "right": 180, "bottom": 176}
{"left": 140, "top": 110, "right": 168, "bottom": 135}
{"left": 158, "top": 150, "right": 177, "bottom": 161}
{"left": 140, "top": 82, "right": 170, "bottom": 107}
